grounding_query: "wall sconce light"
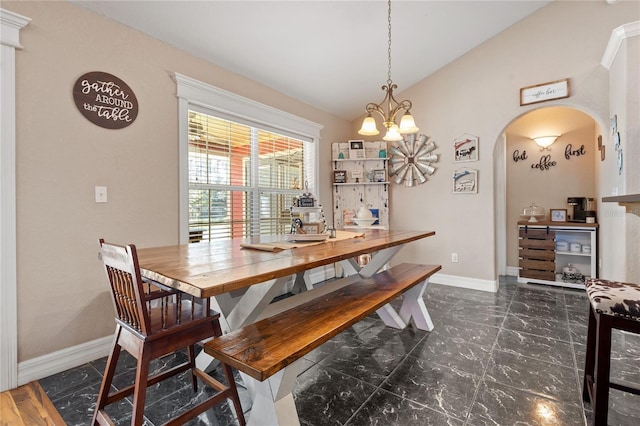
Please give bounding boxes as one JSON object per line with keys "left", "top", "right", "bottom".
{"left": 532, "top": 135, "right": 560, "bottom": 151}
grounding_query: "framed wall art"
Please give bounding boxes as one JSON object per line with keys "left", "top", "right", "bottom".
{"left": 453, "top": 168, "right": 478, "bottom": 194}
{"left": 373, "top": 169, "right": 386, "bottom": 182}
{"left": 453, "top": 135, "right": 479, "bottom": 162}
{"left": 550, "top": 209, "right": 567, "bottom": 222}
{"left": 333, "top": 170, "right": 346, "bottom": 184}
{"left": 520, "top": 78, "right": 569, "bottom": 106}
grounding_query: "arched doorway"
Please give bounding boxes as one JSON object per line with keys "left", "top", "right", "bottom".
{"left": 494, "top": 106, "right": 604, "bottom": 283}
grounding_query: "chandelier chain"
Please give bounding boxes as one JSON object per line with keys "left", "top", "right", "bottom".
{"left": 358, "top": 0, "right": 418, "bottom": 140}
{"left": 387, "top": 0, "right": 392, "bottom": 85}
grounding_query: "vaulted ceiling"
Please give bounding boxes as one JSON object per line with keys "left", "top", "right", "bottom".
{"left": 72, "top": 0, "right": 553, "bottom": 120}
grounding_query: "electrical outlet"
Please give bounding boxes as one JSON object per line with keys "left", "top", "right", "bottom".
{"left": 451, "top": 253, "right": 459, "bottom": 263}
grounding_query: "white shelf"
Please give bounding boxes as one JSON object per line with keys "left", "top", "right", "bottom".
{"left": 333, "top": 182, "right": 389, "bottom": 186}
{"left": 334, "top": 157, "right": 388, "bottom": 162}
{"left": 291, "top": 206, "right": 322, "bottom": 212}
{"left": 517, "top": 276, "right": 585, "bottom": 290}
{"left": 344, "top": 224, "right": 388, "bottom": 230}
{"left": 556, "top": 251, "right": 591, "bottom": 257}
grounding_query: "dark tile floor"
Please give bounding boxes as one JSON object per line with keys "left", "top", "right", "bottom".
{"left": 39, "top": 276, "right": 640, "bottom": 425}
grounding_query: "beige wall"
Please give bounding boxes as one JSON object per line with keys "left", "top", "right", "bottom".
{"left": 4, "top": 0, "right": 639, "bottom": 366}
{"left": 355, "top": 1, "right": 638, "bottom": 284}
{"left": 505, "top": 107, "right": 597, "bottom": 268}
{"left": 5, "top": 0, "right": 350, "bottom": 362}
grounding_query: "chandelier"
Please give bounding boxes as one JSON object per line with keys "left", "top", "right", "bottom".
{"left": 358, "top": 0, "right": 418, "bottom": 142}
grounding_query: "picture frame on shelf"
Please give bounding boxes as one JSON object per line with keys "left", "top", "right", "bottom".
{"left": 333, "top": 170, "right": 346, "bottom": 184}
{"left": 343, "top": 209, "right": 355, "bottom": 225}
{"left": 350, "top": 169, "right": 363, "bottom": 183}
{"left": 301, "top": 222, "right": 322, "bottom": 234}
{"left": 550, "top": 209, "right": 567, "bottom": 222}
{"left": 349, "top": 140, "right": 365, "bottom": 159}
{"left": 373, "top": 169, "right": 386, "bottom": 182}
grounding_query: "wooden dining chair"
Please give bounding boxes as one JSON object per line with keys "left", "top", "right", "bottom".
{"left": 93, "top": 239, "right": 245, "bottom": 426}
{"left": 583, "top": 278, "right": 640, "bottom": 425}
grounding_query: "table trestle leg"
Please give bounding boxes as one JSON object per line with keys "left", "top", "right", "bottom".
{"left": 243, "top": 361, "right": 302, "bottom": 426}
{"left": 398, "top": 278, "right": 434, "bottom": 331}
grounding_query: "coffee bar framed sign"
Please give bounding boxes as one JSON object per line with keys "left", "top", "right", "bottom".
{"left": 73, "top": 71, "right": 138, "bottom": 129}
{"left": 520, "top": 79, "right": 569, "bottom": 106}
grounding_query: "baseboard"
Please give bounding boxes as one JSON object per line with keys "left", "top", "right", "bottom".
{"left": 430, "top": 272, "right": 498, "bottom": 293}
{"left": 308, "top": 264, "right": 336, "bottom": 283}
{"left": 19, "top": 268, "right": 493, "bottom": 384}
{"left": 18, "top": 335, "right": 113, "bottom": 386}
{"left": 17, "top": 266, "right": 337, "bottom": 385}
{"left": 506, "top": 266, "right": 519, "bottom": 277}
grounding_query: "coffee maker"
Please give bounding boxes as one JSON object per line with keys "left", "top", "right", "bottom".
{"left": 567, "top": 197, "right": 596, "bottom": 223}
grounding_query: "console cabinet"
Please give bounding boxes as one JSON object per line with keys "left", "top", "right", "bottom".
{"left": 517, "top": 221, "right": 598, "bottom": 289}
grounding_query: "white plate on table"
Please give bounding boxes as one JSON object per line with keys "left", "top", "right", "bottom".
{"left": 285, "top": 233, "right": 329, "bottom": 242}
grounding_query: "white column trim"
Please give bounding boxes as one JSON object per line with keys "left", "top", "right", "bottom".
{"left": 601, "top": 21, "right": 640, "bottom": 69}
{"left": 0, "top": 8, "right": 30, "bottom": 392}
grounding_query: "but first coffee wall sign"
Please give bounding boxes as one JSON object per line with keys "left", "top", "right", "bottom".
{"left": 73, "top": 71, "right": 138, "bottom": 129}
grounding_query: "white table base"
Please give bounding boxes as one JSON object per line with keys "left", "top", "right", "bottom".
{"left": 197, "top": 245, "right": 435, "bottom": 425}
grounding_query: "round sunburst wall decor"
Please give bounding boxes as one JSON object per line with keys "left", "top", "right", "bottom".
{"left": 389, "top": 134, "right": 439, "bottom": 186}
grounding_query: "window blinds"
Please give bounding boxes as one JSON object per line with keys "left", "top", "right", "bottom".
{"left": 188, "top": 110, "right": 309, "bottom": 241}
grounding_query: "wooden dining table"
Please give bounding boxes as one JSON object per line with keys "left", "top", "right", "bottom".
{"left": 136, "top": 229, "right": 436, "bottom": 425}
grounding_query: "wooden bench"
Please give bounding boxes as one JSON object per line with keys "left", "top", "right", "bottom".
{"left": 203, "top": 262, "right": 441, "bottom": 382}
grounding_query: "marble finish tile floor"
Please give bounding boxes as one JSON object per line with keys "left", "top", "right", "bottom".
{"left": 39, "top": 277, "right": 640, "bottom": 425}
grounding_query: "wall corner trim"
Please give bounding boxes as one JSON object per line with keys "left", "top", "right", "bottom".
{"left": 601, "top": 21, "right": 640, "bottom": 70}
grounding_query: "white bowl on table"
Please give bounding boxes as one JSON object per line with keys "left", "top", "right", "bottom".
{"left": 352, "top": 218, "right": 377, "bottom": 227}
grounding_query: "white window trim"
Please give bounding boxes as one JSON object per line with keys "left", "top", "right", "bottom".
{"left": 173, "top": 73, "right": 323, "bottom": 243}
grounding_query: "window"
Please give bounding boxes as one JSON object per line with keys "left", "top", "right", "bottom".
{"left": 188, "top": 111, "right": 307, "bottom": 240}
{"left": 176, "top": 74, "right": 323, "bottom": 242}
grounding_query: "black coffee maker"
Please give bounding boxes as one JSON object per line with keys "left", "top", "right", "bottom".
{"left": 567, "top": 197, "right": 596, "bottom": 222}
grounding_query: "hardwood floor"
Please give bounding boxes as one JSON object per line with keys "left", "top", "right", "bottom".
{"left": 0, "top": 381, "right": 65, "bottom": 425}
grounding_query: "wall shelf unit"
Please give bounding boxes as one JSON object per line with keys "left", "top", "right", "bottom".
{"left": 332, "top": 141, "right": 389, "bottom": 230}
{"left": 517, "top": 221, "right": 598, "bottom": 289}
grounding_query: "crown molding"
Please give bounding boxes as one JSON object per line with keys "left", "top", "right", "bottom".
{"left": 0, "top": 8, "right": 31, "bottom": 48}
{"left": 601, "top": 21, "right": 640, "bottom": 69}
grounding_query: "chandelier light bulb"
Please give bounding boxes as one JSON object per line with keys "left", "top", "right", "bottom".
{"left": 383, "top": 124, "right": 403, "bottom": 142}
{"left": 399, "top": 112, "right": 419, "bottom": 134}
{"left": 358, "top": 114, "right": 380, "bottom": 136}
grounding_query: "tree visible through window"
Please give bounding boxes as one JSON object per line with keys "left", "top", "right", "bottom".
{"left": 188, "top": 110, "right": 307, "bottom": 241}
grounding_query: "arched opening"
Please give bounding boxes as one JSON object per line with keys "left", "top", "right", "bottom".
{"left": 494, "top": 106, "right": 605, "bottom": 285}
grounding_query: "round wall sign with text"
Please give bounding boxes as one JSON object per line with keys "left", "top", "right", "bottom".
{"left": 73, "top": 71, "right": 138, "bottom": 129}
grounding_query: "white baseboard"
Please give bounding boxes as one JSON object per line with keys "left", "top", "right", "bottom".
{"left": 18, "top": 335, "right": 113, "bottom": 386}
{"left": 506, "top": 266, "right": 519, "bottom": 276}
{"left": 17, "top": 266, "right": 337, "bottom": 385}
{"left": 430, "top": 272, "right": 498, "bottom": 293}
{"left": 18, "top": 267, "right": 497, "bottom": 384}
{"left": 308, "top": 265, "right": 336, "bottom": 284}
